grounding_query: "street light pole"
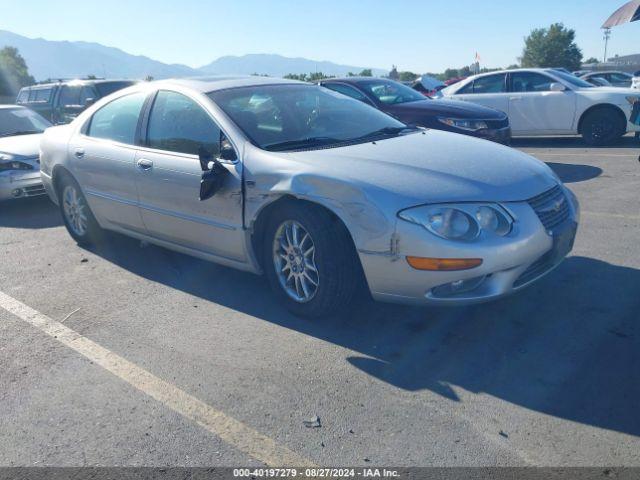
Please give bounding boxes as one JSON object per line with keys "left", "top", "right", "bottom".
{"left": 603, "top": 27, "right": 612, "bottom": 63}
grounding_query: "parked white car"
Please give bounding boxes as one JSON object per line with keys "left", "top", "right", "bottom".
{"left": 439, "top": 68, "right": 640, "bottom": 145}
{"left": 632, "top": 70, "right": 640, "bottom": 90}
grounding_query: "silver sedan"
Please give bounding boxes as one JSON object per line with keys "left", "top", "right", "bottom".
{"left": 40, "top": 77, "right": 579, "bottom": 317}
{"left": 0, "top": 105, "right": 51, "bottom": 200}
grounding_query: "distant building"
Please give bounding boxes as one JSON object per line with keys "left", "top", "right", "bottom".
{"left": 581, "top": 54, "right": 640, "bottom": 73}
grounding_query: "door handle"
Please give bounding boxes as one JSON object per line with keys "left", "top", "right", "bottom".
{"left": 74, "top": 148, "right": 85, "bottom": 158}
{"left": 136, "top": 158, "right": 153, "bottom": 170}
{"left": 509, "top": 96, "right": 523, "bottom": 101}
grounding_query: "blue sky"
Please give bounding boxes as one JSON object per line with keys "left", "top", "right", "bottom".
{"left": 0, "top": 0, "right": 637, "bottom": 72}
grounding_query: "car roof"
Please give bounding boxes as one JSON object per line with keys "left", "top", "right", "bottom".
{"left": 582, "top": 70, "right": 630, "bottom": 76}
{"left": 150, "top": 76, "right": 305, "bottom": 93}
{"left": 321, "top": 77, "right": 383, "bottom": 83}
{"left": 22, "top": 79, "right": 137, "bottom": 89}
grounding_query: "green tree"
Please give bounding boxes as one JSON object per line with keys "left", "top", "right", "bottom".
{"left": 584, "top": 57, "right": 599, "bottom": 64}
{"left": 520, "top": 23, "right": 583, "bottom": 71}
{"left": 358, "top": 69, "right": 373, "bottom": 77}
{"left": 399, "top": 71, "right": 418, "bottom": 82}
{"left": 0, "top": 46, "right": 35, "bottom": 96}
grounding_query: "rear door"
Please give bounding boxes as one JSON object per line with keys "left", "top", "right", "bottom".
{"left": 134, "top": 89, "right": 245, "bottom": 261}
{"left": 26, "top": 86, "right": 55, "bottom": 122}
{"left": 508, "top": 71, "right": 576, "bottom": 134}
{"left": 69, "top": 91, "right": 149, "bottom": 233}
{"left": 450, "top": 73, "right": 509, "bottom": 115}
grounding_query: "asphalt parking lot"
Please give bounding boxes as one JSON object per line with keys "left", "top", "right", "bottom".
{"left": 0, "top": 136, "right": 639, "bottom": 467}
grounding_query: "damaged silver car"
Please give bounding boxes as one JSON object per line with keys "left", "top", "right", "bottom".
{"left": 40, "top": 77, "right": 579, "bottom": 317}
{"left": 0, "top": 105, "right": 51, "bottom": 201}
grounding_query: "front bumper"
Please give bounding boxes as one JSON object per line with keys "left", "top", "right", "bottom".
{"left": 472, "top": 126, "right": 512, "bottom": 145}
{"left": 359, "top": 186, "right": 579, "bottom": 306}
{"left": 0, "top": 170, "right": 46, "bottom": 200}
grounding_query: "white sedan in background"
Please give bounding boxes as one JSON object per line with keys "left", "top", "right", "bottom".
{"left": 633, "top": 70, "right": 640, "bottom": 90}
{"left": 439, "top": 68, "right": 640, "bottom": 145}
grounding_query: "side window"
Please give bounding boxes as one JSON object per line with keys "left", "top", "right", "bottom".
{"left": 511, "top": 72, "right": 554, "bottom": 92}
{"left": 471, "top": 74, "right": 506, "bottom": 94}
{"left": 87, "top": 92, "right": 147, "bottom": 145}
{"left": 455, "top": 82, "right": 474, "bottom": 94}
{"left": 147, "top": 90, "right": 220, "bottom": 156}
{"left": 59, "top": 86, "right": 82, "bottom": 107}
{"left": 610, "top": 73, "right": 630, "bottom": 83}
{"left": 33, "top": 88, "right": 53, "bottom": 103}
{"left": 80, "top": 86, "right": 97, "bottom": 105}
{"left": 16, "top": 89, "right": 29, "bottom": 103}
{"left": 323, "top": 83, "right": 368, "bottom": 102}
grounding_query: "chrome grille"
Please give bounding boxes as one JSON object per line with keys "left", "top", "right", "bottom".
{"left": 23, "top": 184, "right": 46, "bottom": 197}
{"left": 527, "top": 185, "right": 570, "bottom": 230}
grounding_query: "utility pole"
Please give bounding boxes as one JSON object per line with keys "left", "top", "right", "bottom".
{"left": 603, "top": 27, "right": 611, "bottom": 64}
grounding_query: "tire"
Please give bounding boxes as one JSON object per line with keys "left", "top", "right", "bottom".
{"left": 263, "top": 202, "right": 362, "bottom": 318}
{"left": 581, "top": 108, "right": 626, "bottom": 146}
{"left": 57, "top": 173, "right": 102, "bottom": 246}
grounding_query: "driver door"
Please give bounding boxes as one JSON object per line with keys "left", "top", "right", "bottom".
{"left": 134, "top": 90, "right": 246, "bottom": 262}
{"left": 508, "top": 72, "right": 576, "bottom": 134}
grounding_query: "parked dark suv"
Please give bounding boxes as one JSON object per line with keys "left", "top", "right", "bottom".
{"left": 16, "top": 79, "right": 136, "bottom": 124}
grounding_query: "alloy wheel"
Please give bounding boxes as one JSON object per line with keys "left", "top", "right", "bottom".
{"left": 272, "top": 220, "right": 319, "bottom": 303}
{"left": 62, "top": 185, "right": 88, "bottom": 237}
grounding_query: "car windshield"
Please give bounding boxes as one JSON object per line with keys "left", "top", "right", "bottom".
{"left": 208, "top": 84, "right": 413, "bottom": 151}
{"left": 359, "top": 80, "right": 426, "bottom": 104}
{"left": 549, "top": 70, "right": 594, "bottom": 88}
{"left": 0, "top": 108, "right": 52, "bottom": 137}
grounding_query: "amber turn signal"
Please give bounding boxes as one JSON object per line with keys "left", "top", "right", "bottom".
{"left": 406, "top": 256, "right": 483, "bottom": 271}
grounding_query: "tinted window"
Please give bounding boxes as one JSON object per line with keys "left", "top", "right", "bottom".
{"left": 59, "top": 86, "right": 82, "bottom": 107}
{"left": 323, "top": 83, "right": 368, "bottom": 102}
{"left": 511, "top": 72, "right": 554, "bottom": 92}
{"left": 33, "top": 88, "right": 53, "bottom": 103}
{"left": 610, "top": 73, "right": 631, "bottom": 82}
{"left": 208, "top": 84, "right": 408, "bottom": 151}
{"left": 80, "top": 86, "right": 97, "bottom": 104}
{"left": 359, "top": 80, "right": 425, "bottom": 104}
{"left": 147, "top": 90, "right": 220, "bottom": 156}
{"left": 95, "top": 81, "right": 136, "bottom": 97}
{"left": 87, "top": 92, "right": 147, "bottom": 145}
{"left": 471, "top": 74, "right": 506, "bottom": 94}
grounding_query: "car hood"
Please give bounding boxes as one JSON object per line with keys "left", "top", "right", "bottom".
{"left": 386, "top": 99, "right": 506, "bottom": 119}
{"left": 279, "top": 130, "right": 557, "bottom": 206}
{"left": 0, "top": 134, "right": 42, "bottom": 159}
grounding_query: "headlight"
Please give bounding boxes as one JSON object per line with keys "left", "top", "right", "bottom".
{"left": 398, "top": 203, "right": 513, "bottom": 241}
{"left": 0, "top": 160, "right": 34, "bottom": 172}
{"left": 437, "top": 118, "right": 489, "bottom": 131}
{"left": 626, "top": 96, "right": 640, "bottom": 104}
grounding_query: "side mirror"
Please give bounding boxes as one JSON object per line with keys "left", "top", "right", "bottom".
{"left": 549, "top": 82, "right": 567, "bottom": 92}
{"left": 84, "top": 98, "right": 95, "bottom": 107}
{"left": 198, "top": 147, "right": 230, "bottom": 201}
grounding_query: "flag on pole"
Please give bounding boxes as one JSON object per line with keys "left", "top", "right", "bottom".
{"left": 475, "top": 52, "right": 481, "bottom": 62}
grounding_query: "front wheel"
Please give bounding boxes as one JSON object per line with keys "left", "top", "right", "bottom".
{"left": 263, "top": 203, "right": 362, "bottom": 317}
{"left": 581, "top": 109, "right": 626, "bottom": 146}
{"left": 57, "top": 175, "right": 102, "bottom": 246}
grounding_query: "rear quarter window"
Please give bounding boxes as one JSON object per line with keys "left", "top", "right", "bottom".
{"left": 16, "top": 89, "right": 30, "bottom": 103}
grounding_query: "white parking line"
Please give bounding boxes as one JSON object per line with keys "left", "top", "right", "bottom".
{"left": 0, "top": 290, "right": 314, "bottom": 467}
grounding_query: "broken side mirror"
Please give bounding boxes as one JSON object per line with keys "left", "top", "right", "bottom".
{"left": 198, "top": 147, "right": 230, "bottom": 201}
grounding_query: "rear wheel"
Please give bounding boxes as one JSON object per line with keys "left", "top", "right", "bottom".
{"left": 581, "top": 108, "right": 626, "bottom": 146}
{"left": 57, "top": 174, "right": 102, "bottom": 246}
{"left": 263, "top": 203, "right": 361, "bottom": 317}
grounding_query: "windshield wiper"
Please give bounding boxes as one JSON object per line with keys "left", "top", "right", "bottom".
{"left": 0, "top": 130, "right": 43, "bottom": 138}
{"left": 355, "top": 126, "right": 417, "bottom": 141}
{"left": 264, "top": 136, "right": 342, "bottom": 152}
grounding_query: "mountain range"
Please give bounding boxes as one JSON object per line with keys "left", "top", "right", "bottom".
{"left": 0, "top": 30, "right": 387, "bottom": 81}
